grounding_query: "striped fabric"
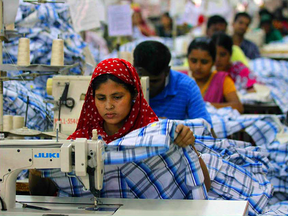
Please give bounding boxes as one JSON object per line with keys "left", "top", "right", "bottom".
{"left": 249, "top": 58, "right": 288, "bottom": 113}
{"left": 207, "top": 104, "right": 288, "bottom": 215}
{"left": 43, "top": 119, "right": 208, "bottom": 200}
{"left": 42, "top": 119, "right": 275, "bottom": 216}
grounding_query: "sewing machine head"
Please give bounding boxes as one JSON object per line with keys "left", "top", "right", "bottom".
{"left": 0, "top": 130, "right": 105, "bottom": 211}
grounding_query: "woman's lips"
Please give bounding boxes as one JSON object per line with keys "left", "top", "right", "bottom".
{"left": 105, "top": 113, "right": 116, "bottom": 119}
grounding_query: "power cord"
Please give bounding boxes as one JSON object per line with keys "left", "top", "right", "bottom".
{"left": 0, "top": 196, "right": 7, "bottom": 211}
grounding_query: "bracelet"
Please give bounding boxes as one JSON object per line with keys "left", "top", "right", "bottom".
{"left": 197, "top": 152, "right": 202, "bottom": 159}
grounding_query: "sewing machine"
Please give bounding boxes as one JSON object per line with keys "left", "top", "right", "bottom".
{"left": 0, "top": 135, "right": 249, "bottom": 215}
{"left": 47, "top": 76, "right": 149, "bottom": 135}
{"left": 0, "top": 129, "right": 104, "bottom": 211}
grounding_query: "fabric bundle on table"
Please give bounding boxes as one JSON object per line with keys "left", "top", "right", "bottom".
{"left": 249, "top": 58, "right": 288, "bottom": 113}
{"left": 43, "top": 119, "right": 275, "bottom": 216}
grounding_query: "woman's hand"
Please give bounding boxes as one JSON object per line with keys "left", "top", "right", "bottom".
{"left": 174, "top": 124, "right": 195, "bottom": 147}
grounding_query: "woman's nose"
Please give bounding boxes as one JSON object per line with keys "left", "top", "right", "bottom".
{"left": 105, "top": 101, "right": 114, "bottom": 110}
{"left": 195, "top": 62, "right": 201, "bottom": 69}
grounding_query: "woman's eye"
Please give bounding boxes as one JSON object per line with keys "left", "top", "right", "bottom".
{"left": 190, "top": 59, "right": 197, "bottom": 63}
{"left": 201, "top": 60, "right": 208, "bottom": 64}
{"left": 220, "top": 53, "right": 227, "bottom": 57}
{"left": 97, "top": 97, "right": 105, "bottom": 101}
{"left": 114, "top": 96, "right": 123, "bottom": 100}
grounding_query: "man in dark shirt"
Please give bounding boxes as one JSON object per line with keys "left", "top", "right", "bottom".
{"left": 232, "top": 12, "right": 261, "bottom": 59}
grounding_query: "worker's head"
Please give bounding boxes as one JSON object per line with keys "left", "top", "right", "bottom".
{"left": 233, "top": 12, "right": 252, "bottom": 36}
{"left": 260, "top": 14, "right": 273, "bottom": 34}
{"left": 187, "top": 37, "right": 216, "bottom": 81}
{"left": 133, "top": 40, "right": 171, "bottom": 98}
{"left": 92, "top": 74, "right": 137, "bottom": 131}
{"left": 161, "top": 12, "right": 173, "bottom": 29}
{"left": 212, "top": 32, "right": 233, "bottom": 72}
{"left": 206, "top": 15, "right": 227, "bottom": 37}
{"left": 132, "top": 10, "right": 144, "bottom": 26}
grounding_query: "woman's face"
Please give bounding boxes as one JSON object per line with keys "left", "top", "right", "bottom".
{"left": 215, "top": 45, "right": 231, "bottom": 72}
{"left": 161, "top": 15, "right": 171, "bottom": 27}
{"left": 94, "top": 79, "right": 133, "bottom": 131}
{"left": 132, "top": 12, "right": 142, "bottom": 25}
{"left": 188, "top": 49, "right": 214, "bottom": 81}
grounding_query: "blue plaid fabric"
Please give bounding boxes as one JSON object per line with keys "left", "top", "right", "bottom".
{"left": 249, "top": 58, "right": 288, "bottom": 113}
{"left": 42, "top": 119, "right": 276, "bottom": 216}
{"left": 262, "top": 201, "right": 288, "bottom": 215}
{"left": 43, "top": 119, "right": 208, "bottom": 200}
{"left": 207, "top": 104, "right": 288, "bottom": 215}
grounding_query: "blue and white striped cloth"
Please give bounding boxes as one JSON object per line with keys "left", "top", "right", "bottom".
{"left": 250, "top": 58, "right": 288, "bottom": 113}
{"left": 207, "top": 104, "right": 288, "bottom": 214}
{"left": 42, "top": 119, "right": 275, "bottom": 216}
{"left": 43, "top": 119, "right": 208, "bottom": 200}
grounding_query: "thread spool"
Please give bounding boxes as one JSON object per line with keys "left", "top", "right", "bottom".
{"left": 6, "top": 23, "right": 15, "bottom": 30}
{"left": 119, "top": 51, "right": 133, "bottom": 64}
{"left": 46, "top": 78, "right": 53, "bottom": 95}
{"left": 13, "top": 116, "right": 24, "bottom": 129}
{"left": 3, "top": 115, "right": 13, "bottom": 132}
{"left": 51, "top": 39, "right": 64, "bottom": 66}
{"left": 17, "top": 38, "right": 30, "bottom": 66}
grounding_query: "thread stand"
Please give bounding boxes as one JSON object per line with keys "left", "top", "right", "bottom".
{"left": 0, "top": 0, "right": 79, "bottom": 131}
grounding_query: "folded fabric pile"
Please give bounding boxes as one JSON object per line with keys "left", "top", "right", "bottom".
{"left": 250, "top": 58, "right": 288, "bottom": 113}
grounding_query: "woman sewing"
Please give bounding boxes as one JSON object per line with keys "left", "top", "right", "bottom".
{"left": 211, "top": 33, "right": 257, "bottom": 91}
{"left": 187, "top": 37, "right": 243, "bottom": 113}
{"left": 29, "top": 58, "right": 210, "bottom": 197}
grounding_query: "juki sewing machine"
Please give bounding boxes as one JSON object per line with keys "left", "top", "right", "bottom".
{"left": 0, "top": 129, "right": 104, "bottom": 211}
{"left": 0, "top": 132, "right": 249, "bottom": 216}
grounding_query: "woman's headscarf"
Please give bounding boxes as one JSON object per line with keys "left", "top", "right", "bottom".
{"left": 67, "top": 58, "right": 158, "bottom": 143}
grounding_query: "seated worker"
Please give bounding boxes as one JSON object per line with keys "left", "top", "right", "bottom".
{"left": 206, "top": 15, "right": 249, "bottom": 66}
{"left": 211, "top": 32, "right": 257, "bottom": 91}
{"left": 260, "top": 14, "right": 283, "bottom": 44}
{"left": 187, "top": 37, "right": 243, "bottom": 113}
{"left": 29, "top": 58, "right": 211, "bottom": 197}
{"left": 133, "top": 40, "right": 212, "bottom": 127}
{"left": 132, "top": 9, "right": 156, "bottom": 38}
{"left": 156, "top": 12, "right": 174, "bottom": 38}
{"left": 156, "top": 12, "right": 184, "bottom": 38}
{"left": 232, "top": 12, "right": 261, "bottom": 60}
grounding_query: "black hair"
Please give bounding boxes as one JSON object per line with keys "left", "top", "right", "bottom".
{"left": 259, "top": 8, "right": 273, "bottom": 18}
{"left": 162, "top": 12, "right": 172, "bottom": 20}
{"left": 211, "top": 32, "right": 233, "bottom": 55}
{"left": 92, "top": 74, "right": 137, "bottom": 98}
{"left": 162, "top": 12, "right": 173, "bottom": 28}
{"left": 207, "top": 15, "right": 227, "bottom": 29}
{"left": 133, "top": 40, "right": 171, "bottom": 76}
{"left": 187, "top": 37, "right": 216, "bottom": 62}
{"left": 234, "top": 12, "right": 251, "bottom": 23}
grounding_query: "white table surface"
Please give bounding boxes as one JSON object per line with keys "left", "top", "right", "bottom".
{"left": 0, "top": 195, "right": 249, "bottom": 216}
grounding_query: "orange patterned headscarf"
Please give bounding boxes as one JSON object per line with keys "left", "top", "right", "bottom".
{"left": 67, "top": 58, "right": 158, "bottom": 143}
